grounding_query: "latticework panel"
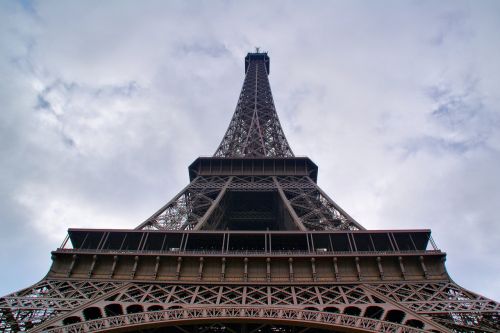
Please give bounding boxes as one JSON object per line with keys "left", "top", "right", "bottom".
{"left": 431, "top": 313, "right": 500, "bottom": 333}
{"left": 276, "top": 176, "right": 362, "bottom": 230}
{"left": 371, "top": 282, "right": 500, "bottom": 314}
{"left": 0, "top": 280, "right": 123, "bottom": 332}
{"left": 228, "top": 176, "right": 276, "bottom": 191}
{"left": 101, "top": 283, "right": 499, "bottom": 332}
{"left": 214, "top": 55, "right": 293, "bottom": 158}
{"left": 7, "top": 279, "right": 498, "bottom": 332}
{"left": 137, "top": 175, "right": 362, "bottom": 231}
{"left": 370, "top": 282, "right": 500, "bottom": 332}
{"left": 0, "top": 308, "right": 61, "bottom": 333}
{"left": 137, "top": 176, "right": 231, "bottom": 230}
{"left": 108, "top": 283, "right": 384, "bottom": 307}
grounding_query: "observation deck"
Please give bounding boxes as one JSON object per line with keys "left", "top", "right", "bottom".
{"left": 50, "top": 229, "right": 445, "bottom": 285}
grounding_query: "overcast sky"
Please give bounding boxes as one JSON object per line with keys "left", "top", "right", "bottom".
{"left": 1, "top": 0, "right": 499, "bottom": 301}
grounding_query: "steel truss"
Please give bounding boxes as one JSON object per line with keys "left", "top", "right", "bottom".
{"left": 214, "top": 53, "right": 293, "bottom": 158}
{"left": 137, "top": 176, "right": 363, "bottom": 231}
{"left": 1, "top": 278, "right": 499, "bottom": 332}
{"left": 0, "top": 280, "right": 124, "bottom": 331}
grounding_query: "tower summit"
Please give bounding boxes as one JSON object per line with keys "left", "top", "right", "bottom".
{"left": 1, "top": 52, "right": 499, "bottom": 333}
{"left": 215, "top": 51, "right": 292, "bottom": 157}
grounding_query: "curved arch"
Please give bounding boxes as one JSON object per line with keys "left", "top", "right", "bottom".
{"left": 343, "top": 306, "right": 362, "bottom": 316}
{"left": 147, "top": 305, "right": 163, "bottom": 312}
{"left": 324, "top": 306, "right": 340, "bottom": 313}
{"left": 126, "top": 304, "right": 144, "bottom": 314}
{"left": 364, "top": 306, "right": 384, "bottom": 319}
{"left": 405, "top": 319, "right": 424, "bottom": 329}
{"left": 46, "top": 306, "right": 428, "bottom": 333}
{"left": 83, "top": 307, "right": 102, "bottom": 320}
{"left": 385, "top": 309, "right": 405, "bottom": 324}
{"left": 303, "top": 306, "right": 319, "bottom": 311}
{"left": 104, "top": 304, "right": 123, "bottom": 317}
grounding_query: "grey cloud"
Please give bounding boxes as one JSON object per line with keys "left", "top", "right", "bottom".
{"left": 35, "top": 94, "right": 50, "bottom": 110}
{"left": 178, "top": 42, "right": 230, "bottom": 58}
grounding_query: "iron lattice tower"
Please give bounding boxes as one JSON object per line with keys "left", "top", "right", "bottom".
{"left": 1, "top": 52, "right": 498, "bottom": 333}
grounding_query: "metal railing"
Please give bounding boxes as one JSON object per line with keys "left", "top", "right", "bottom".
{"left": 41, "top": 306, "right": 429, "bottom": 333}
{"left": 55, "top": 248, "right": 442, "bottom": 256}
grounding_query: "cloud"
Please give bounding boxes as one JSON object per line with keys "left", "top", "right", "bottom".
{"left": 0, "top": 0, "right": 499, "bottom": 304}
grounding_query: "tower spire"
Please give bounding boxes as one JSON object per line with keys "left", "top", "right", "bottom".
{"left": 214, "top": 52, "right": 294, "bottom": 157}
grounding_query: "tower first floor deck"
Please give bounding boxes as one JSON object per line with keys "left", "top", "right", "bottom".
{"left": 50, "top": 229, "right": 443, "bottom": 283}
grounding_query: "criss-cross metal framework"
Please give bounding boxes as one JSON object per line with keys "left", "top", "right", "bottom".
{"left": 215, "top": 53, "right": 293, "bottom": 158}
{"left": 136, "top": 175, "right": 364, "bottom": 231}
{"left": 1, "top": 51, "right": 499, "bottom": 333}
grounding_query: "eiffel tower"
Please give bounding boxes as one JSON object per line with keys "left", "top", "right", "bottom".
{"left": 1, "top": 51, "right": 499, "bottom": 333}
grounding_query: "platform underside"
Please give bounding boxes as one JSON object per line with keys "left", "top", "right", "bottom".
{"left": 127, "top": 323, "right": 336, "bottom": 333}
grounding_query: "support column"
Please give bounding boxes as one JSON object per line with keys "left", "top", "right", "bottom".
{"left": 221, "top": 257, "right": 226, "bottom": 281}
{"left": 419, "top": 256, "right": 429, "bottom": 279}
{"left": 176, "top": 257, "right": 183, "bottom": 280}
{"left": 110, "top": 255, "right": 118, "bottom": 278}
{"left": 198, "top": 257, "right": 204, "bottom": 281}
{"left": 88, "top": 255, "right": 97, "bottom": 278}
{"left": 333, "top": 257, "right": 339, "bottom": 281}
{"left": 67, "top": 254, "right": 77, "bottom": 278}
{"left": 131, "top": 256, "right": 139, "bottom": 279}
{"left": 266, "top": 258, "right": 271, "bottom": 282}
{"left": 311, "top": 258, "right": 317, "bottom": 282}
{"left": 273, "top": 176, "right": 307, "bottom": 230}
{"left": 289, "top": 258, "right": 294, "bottom": 282}
{"left": 376, "top": 257, "right": 384, "bottom": 280}
{"left": 194, "top": 177, "right": 233, "bottom": 230}
{"left": 244, "top": 258, "right": 248, "bottom": 282}
{"left": 153, "top": 256, "right": 160, "bottom": 280}
{"left": 355, "top": 257, "right": 362, "bottom": 281}
{"left": 306, "top": 176, "right": 365, "bottom": 230}
{"left": 398, "top": 256, "right": 406, "bottom": 280}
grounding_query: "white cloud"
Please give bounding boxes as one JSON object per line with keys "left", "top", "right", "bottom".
{"left": 15, "top": 183, "right": 127, "bottom": 241}
{"left": 0, "top": 0, "right": 499, "bottom": 304}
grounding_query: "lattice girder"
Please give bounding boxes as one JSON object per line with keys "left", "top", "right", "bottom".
{"left": 137, "top": 175, "right": 362, "bottom": 231}
{"left": 137, "top": 176, "right": 231, "bottom": 231}
{"left": 0, "top": 280, "right": 124, "bottom": 332}
{"left": 214, "top": 53, "right": 293, "bottom": 158}
{"left": 15, "top": 278, "right": 496, "bottom": 332}
{"left": 40, "top": 307, "right": 436, "bottom": 333}
{"left": 371, "top": 282, "right": 500, "bottom": 314}
{"left": 25, "top": 280, "right": 454, "bottom": 332}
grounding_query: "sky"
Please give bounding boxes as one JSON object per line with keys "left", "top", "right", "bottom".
{"left": 0, "top": 0, "right": 499, "bottom": 301}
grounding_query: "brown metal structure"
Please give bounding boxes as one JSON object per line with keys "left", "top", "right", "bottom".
{"left": 1, "top": 51, "right": 499, "bottom": 333}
